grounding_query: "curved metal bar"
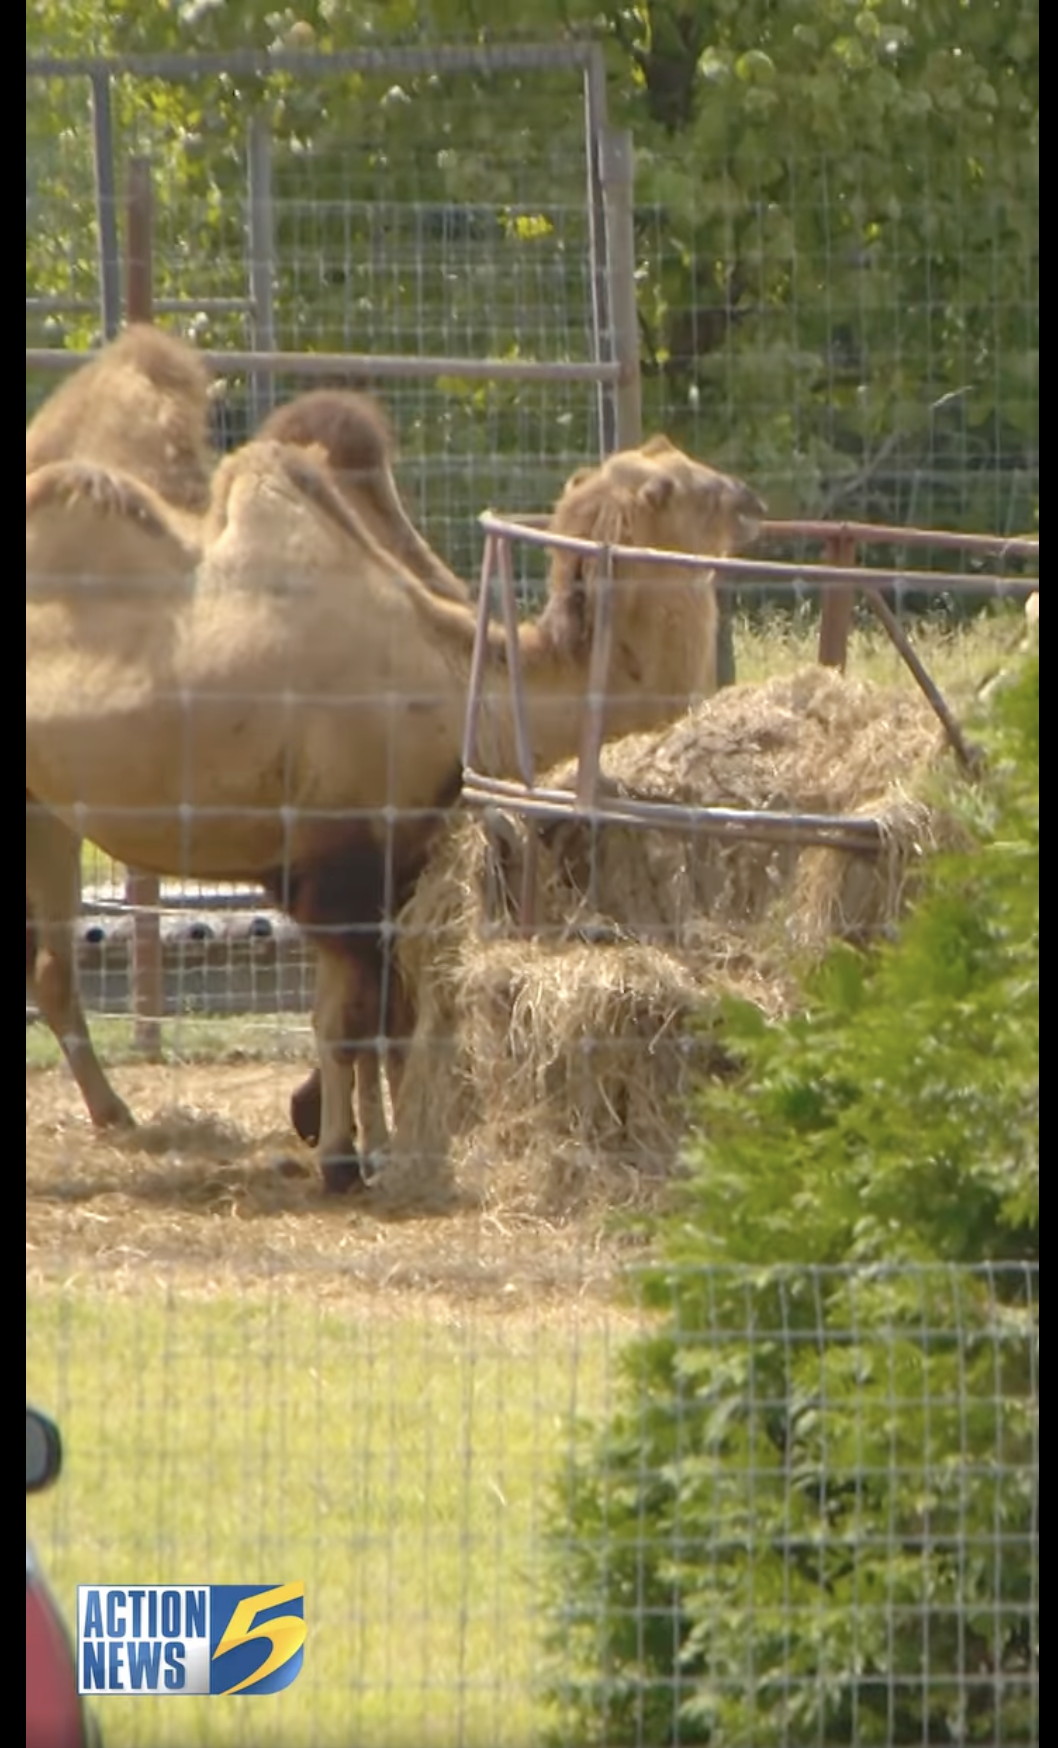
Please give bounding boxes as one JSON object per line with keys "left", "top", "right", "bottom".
{"left": 476, "top": 511, "right": 1039, "bottom": 595}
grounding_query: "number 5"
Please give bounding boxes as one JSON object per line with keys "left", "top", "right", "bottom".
{"left": 212, "top": 1583, "right": 306, "bottom": 1695}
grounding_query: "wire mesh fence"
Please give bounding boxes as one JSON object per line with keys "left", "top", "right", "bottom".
{"left": 25, "top": 1261, "right": 1038, "bottom": 1747}
{"left": 27, "top": 31, "right": 1038, "bottom": 1748}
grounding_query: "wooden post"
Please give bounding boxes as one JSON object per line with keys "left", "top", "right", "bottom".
{"left": 600, "top": 127, "right": 642, "bottom": 451}
{"left": 716, "top": 595, "right": 737, "bottom": 689}
{"left": 124, "top": 157, "right": 163, "bottom": 1059}
{"left": 818, "top": 530, "right": 858, "bottom": 669}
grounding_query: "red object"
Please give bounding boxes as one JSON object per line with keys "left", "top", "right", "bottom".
{"left": 26, "top": 1546, "right": 91, "bottom": 1748}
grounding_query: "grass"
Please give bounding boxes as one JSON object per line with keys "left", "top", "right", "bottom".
{"left": 25, "top": 1013, "right": 313, "bottom": 1073}
{"left": 732, "top": 600, "right": 1028, "bottom": 695}
{"left": 27, "top": 1285, "right": 613, "bottom": 1748}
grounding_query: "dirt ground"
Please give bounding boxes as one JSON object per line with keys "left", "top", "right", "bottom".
{"left": 26, "top": 1057, "right": 638, "bottom": 1316}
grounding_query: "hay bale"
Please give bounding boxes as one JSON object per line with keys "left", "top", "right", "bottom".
{"left": 540, "top": 664, "right": 950, "bottom": 955}
{"left": 449, "top": 941, "right": 732, "bottom": 1216}
{"left": 392, "top": 668, "right": 965, "bottom": 1214}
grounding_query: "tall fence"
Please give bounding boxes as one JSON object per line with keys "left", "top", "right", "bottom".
{"left": 25, "top": 1260, "right": 1039, "bottom": 1747}
{"left": 27, "top": 42, "right": 643, "bottom": 578}
{"left": 27, "top": 38, "right": 1039, "bottom": 1748}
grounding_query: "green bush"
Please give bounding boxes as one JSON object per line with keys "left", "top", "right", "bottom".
{"left": 544, "top": 659, "right": 1039, "bottom": 1746}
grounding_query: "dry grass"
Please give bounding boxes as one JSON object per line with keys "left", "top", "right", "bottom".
{"left": 393, "top": 667, "right": 972, "bottom": 1217}
{"left": 26, "top": 1060, "right": 629, "bottom": 1311}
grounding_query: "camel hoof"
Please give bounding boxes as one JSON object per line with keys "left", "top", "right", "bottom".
{"left": 360, "top": 1151, "right": 387, "bottom": 1186}
{"left": 320, "top": 1154, "right": 368, "bottom": 1195}
{"left": 96, "top": 1099, "right": 136, "bottom": 1132}
{"left": 290, "top": 1072, "right": 322, "bottom": 1147}
{"left": 273, "top": 1154, "right": 311, "bottom": 1180}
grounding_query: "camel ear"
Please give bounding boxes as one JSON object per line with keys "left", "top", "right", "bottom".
{"left": 640, "top": 433, "right": 677, "bottom": 458}
{"left": 537, "top": 552, "right": 590, "bottom": 653}
{"left": 557, "top": 464, "right": 596, "bottom": 503}
{"left": 737, "top": 484, "right": 767, "bottom": 519}
{"left": 638, "top": 472, "right": 675, "bottom": 511}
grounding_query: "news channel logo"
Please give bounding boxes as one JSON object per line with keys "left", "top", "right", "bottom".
{"left": 76, "top": 1583, "right": 306, "bottom": 1696}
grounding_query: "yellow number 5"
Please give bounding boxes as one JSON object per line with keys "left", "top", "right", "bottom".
{"left": 212, "top": 1583, "right": 307, "bottom": 1695}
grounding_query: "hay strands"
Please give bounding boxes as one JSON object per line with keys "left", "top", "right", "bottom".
{"left": 461, "top": 770, "right": 885, "bottom": 855}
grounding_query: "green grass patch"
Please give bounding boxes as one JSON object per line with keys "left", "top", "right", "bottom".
{"left": 732, "top": 602, "right": 1027, "bottom": 694}
{"left": 27, "top": 1286, "right": 610, "bottom": 1747}
{"left": 25, "top": 1013, "right": 313, "bottom": 1071}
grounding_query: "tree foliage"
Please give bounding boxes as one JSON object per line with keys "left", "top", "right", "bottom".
{"left": 543, "top": 657, "right": 1039, "bottom": 1745}
{"left": 27, "top": 1, "right": 1038, "bottom": 535}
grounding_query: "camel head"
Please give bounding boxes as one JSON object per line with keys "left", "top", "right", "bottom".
{"left": 536, "top": 436, "right": 765, "bottom": 678}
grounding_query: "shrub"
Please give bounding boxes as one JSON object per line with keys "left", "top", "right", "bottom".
{"left": 545, "top": 660, "right": 1039, "bottom": 1746}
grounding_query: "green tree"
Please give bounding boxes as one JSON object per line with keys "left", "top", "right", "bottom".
{"left": 27, "top": 1, "right": 1038, "bottom": 536}
{"left": 544, "top": 657, "right": 1039, "bottom": 1745}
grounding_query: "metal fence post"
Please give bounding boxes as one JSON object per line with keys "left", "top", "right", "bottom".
{"left": 583, "top": 47, "right": 614, "bottom": 454}
{"left": 600, "top": 127, "right": 642, "bottom": 452}
{"left": 124, "top": 156, "right": 164, "bottom": 1059}
{"left": 247, "top": 114, "right": 277, "bottom": 423}
{"left": 90, "top": 73, "right": 121, "bottom": 338}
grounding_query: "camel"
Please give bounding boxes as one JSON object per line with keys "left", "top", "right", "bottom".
{"left": 27, "top": 431, "right": 763, "bottom": 1192}
{"left": 26, "top": 324, "right": 216, "bottom": 517}
{"left": 285, "top": 431, "right": 765, "bottom": 1158}
{"left": 26, "top": 327, "right": 217, "bottom": 1131}
{"left": 25, "top": 341, "right": 468, "bottom": 1150}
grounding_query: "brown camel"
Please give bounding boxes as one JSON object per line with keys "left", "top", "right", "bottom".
{"left": 27, "top": 432, "right": 762, "bottom": 1191}
{"left": 26, "top": 327, "right": 216, "bottom": 1131}
{"left": 285, "top": 432, "right": 765, "bottom": 1159}
{"left": 26, "top": 342, "right": 467, "bottom": 1152}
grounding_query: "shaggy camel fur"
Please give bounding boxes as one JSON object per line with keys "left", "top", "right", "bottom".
{"left": 258, "top": 391, "right": 469, "bottom": 605}
{"left": 26, "top": 341, "right": 468, "bottom": 1153}
{"left": 26, "top": 324, "right": 215, "bottom": 516}
{"left": 26, "top": 327, "right": 216, "bottom": 1132}
{"left": 27, "top": 432, "right": 762, "bottom": 1191}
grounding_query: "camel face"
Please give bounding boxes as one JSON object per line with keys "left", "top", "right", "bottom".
{"left": 559, "top": 437, "right": 765, "bottom": 564}
{"left": 537, "top": 436, "right": 765, "bottom": 713}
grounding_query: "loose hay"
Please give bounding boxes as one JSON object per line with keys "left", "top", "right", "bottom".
{"left": 393, "top": 668, "right": 967, "bottom": 1215}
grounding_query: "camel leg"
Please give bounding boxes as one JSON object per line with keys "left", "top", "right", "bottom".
{"left": 351, "top": 938, "right": 415, "bottom": 1167}
{"left": 291, "top": 960, "right": 413, "bottom": 1164}
{"left": 26, "top": 802, "right": 134, "bottom": 1131}
{"left": 290, "top": 1047, "right": 405, "bottom": 1162}
{"left": 311, "top": 945, "right": 382, "bottom": 1194}
{"left": 290, "top": 1065, "right": 323, "bottom": 1147}
{"left": 352, "top": 1050, "right": 389, "bottom": 1169}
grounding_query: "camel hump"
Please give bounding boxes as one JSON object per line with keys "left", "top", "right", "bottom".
{"left": 27, "top": 460, "right": 175, "bottom": 534}
{"left": 26, "top": 461, "right": 198, "bottom": 589}
{"left": 99, "top": 324, "right": 214, "bottom": 400}
{"left": 258, "top": 390, "right": 394, "bottom": 478}
{"left": 205, "top": 440, "right": 388, "bottom": 566}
